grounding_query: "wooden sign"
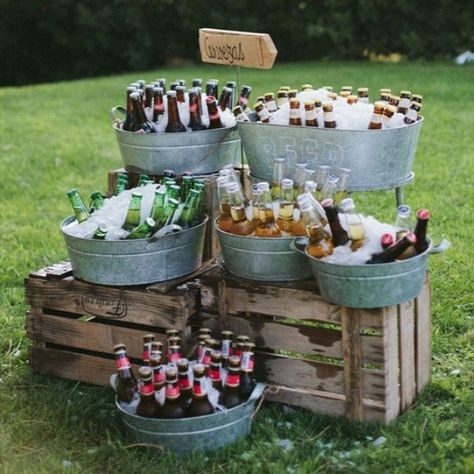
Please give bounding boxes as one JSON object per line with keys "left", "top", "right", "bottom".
{"left": 199, "top": 28, "right": 277, "bottom": 69}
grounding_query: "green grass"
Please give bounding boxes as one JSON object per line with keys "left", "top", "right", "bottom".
{"left": 1, "top": 61, "right": 474, "bottom": 473}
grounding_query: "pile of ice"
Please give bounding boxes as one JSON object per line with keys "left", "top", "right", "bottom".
{"left": 264, "top": 87, "right": 406, "bottom": 131}
{"left": 322, "top": 214, "right": 397, "bottom": 265}
{"left": 63, "top": 184, "right": 159, "bottom": 240}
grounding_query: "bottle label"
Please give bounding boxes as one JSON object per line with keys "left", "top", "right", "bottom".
{"left": 359, "top": 97, "right": 369, "bottom": 104}
{"left": 305, "top": 109, "right": 317, "bottom": 121}
{"left": 240, "top": 96, "right": 249, "bottom": 106}
{"left": 197, "top": 345, "right": 204, "bottom": 362}
{"left": 189, "top": 103, "right": 198, "bottom": 114}
{"left": 240, "top": 352, "right": 254, "bottom": 371}
{"left": 399, "top": 97, "right": 410, "bottom": 109}
{"left": 277, "top": 97, "right": 288, "bottom": 107}
{"left": 165, "top": 384, "right": 180, "bottom": 398}
{"left": 225, "top": 373, "right": 240, "bottom": 387}
{"left": 143, "top": 344, "right": 152, "bottom": 361}
{"left": 209, "top": 112, "right": 220, "bottom": 121}
{"left": 324, "top": 111, "right": 335, "bottom": 122}
{"left": 221, "top": 340, "right": 231, "bottom": 358}
{"left": 193, "top": 381, "right": 206, "bottom": 396}
{"left": 405, "top": 108, "right": 417, "bottom": 122}
{"left": 115, "top": 354, "right": 131, "bottom": 370}
{"left": 258, "top": 108, "right": 270, "bottom": 121}
{"left": 208, "top": 367, "right": 221, "bottom": 381}
{"left": 289, "top": 108, "right": 300, "bottom": 119}
{"left": 370, "top": 113, "right": 382, "bottom": 124}
{"left": 140, "top": 383, "right": 154, "bottom": 396}
{"left": 266, "top": 100, "right": 277, "bottom": 112}
{"left": 153, "top": 368, "right": 165, "bottom": 384}
{"left": 178, "top": 377, "right": 191, "bottom": 389}
{"left": 168, "top": 351, "right": 181, "bottom": 363}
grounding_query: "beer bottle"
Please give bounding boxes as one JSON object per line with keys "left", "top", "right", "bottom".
{"left": 240, "top": 342, "right": 256, "bottom": 400}
{"left": 180, "top": 175, "right": 193, "bottom": 202}
{"left": 159, "top": 198, "right": 179, "bottom": 227}
{"left": 114, "top": 172, "right": 128, "bottom": 196}
{"left": 123, "top": 86, "right": 138, "bottom": 131}
{"left": 219, "top": 355, "right": 244, "bottom": 408}
{"left": 293, "top": 163, "right": 308, "bottom": 197}
{"left": 113, "top": 343, "right": 137, "bottom": 404}
{"left": 339, "top": 90, "right": 351, "bottom": 100}
{"left": 220, "top": 330, "right": 234, "bottom": 368}
{"left": 304, "top": 102, "right": 318, "bottom": 127}
{"left": 398, "top": 91, "right": 412, "bottom": 114}
{"left": 383, "top": 104, "right": 397, "bottom": 124}
{"left": 288, "top": 89, "right": 298, "bottom": 99}
{"left": 413, "top": 209, "right": 431, "bottom": 254}
{"left": 334, "top": 168, "right": 350, "bottom": 205}
{"left": 206, "top": 97, "right": 223, "bottom": 129}
{"left": 379, "top": 91, "right": 391, "bottom": 105}
{"left": 368, "top": 102, "right": 384, "bottom": 130}
{"left": 149, "top": 345, "right": 165, "bottom": 391}
{"left": 321, "top": 198, "right": 349, "bottom": 247}
{"left": 300, "top": 201, "right": 334, "bottom": 258}
{"left": 165, "top": 91, "right": 186, "bottom": 133}
{"left": 206, "top": 80, "right": 218, "bottom": 99}
{"left": 271, "top": 157, "right": 286, "bottom": 200}
{"left": 136, "top": 79, "right": 146, "bottom": 90}
{"left": 137, "top": 174, "right": 151, "bottom": 187}
{"left": 136, "top": 367, "right": 159, "bottom": 418}
{"left": 357, "top": 87, "right": 369, "bottom": 103}
{"left": 225, "top": 81, "right": 237, "bottom": 108}
{"left": 315, "top": 165, "right": 330, "bottom": 201}
{"left": 130, "top": 92, "right": 156, "bottom": 133}
{"left": 320, "top": 175, "right": 339, "bottom": 201}
{"left": 232, "top": 105, "right": 250, "bottom": 122}
{"left": 93, "top": 225, "right": 108, "bottom": 240}
{"left": 177, "top": 358, "right": 192, "bottom": 407}
{"left": 340, "top": 198, "right": 367, "bottom": 251}
{"left": 167, "top": 345, "right": 182, "bottom": 364}
{"left": 177, "top": 189, "right": 200, "bottom": 228}
{"left": 276, "top": 179, "right": 296, "bottom": 236}
{"left": 366, "top": 232, "right": 417, "bottom": 264}
{"left": 277, "top": 90, "right": 289, "bottom": 108}
{"left": 323, "top": 103, "right": 337, "bottom": 128}
{"left": 381, "top": 233, "right": 395, "bottom": 249}
{"left": 122, "top": 191, "right": 143, "bottom": 231}
{"left": 327, "top": 92, "right": 338, "bottom": 101}
{"left": 67, "top": 188, "right": 90, "bottom": 223}
{"left": 199, "top": 342, "right": 213, "bottom": 374}
{"left": 347, "top": 95, "right": 359, "bottom": 105}
{"left": 301, "top": 83, "right": 313, "bottom": 91}
{"left": 142, "top": 334, "right": 155, "bottom": 363}
{"left": 250, "top": 187, "right": 262, "bottom": 231}
{"left": 150, "top": 187, "right": 166, "bottom": 224}
{"left": 239, "top": 85, "right": 252, "bottom": 110}
{"left": 144, "top": 84, "right": 154, "bottom": 109}
{"left": 403, "top": 102, "right": 421, "bottom": 124}
{"left": 389, "top": 95, "right": 400, "bottom": 108}
{"left": 152, "top": 87, "right": 165, "bottom": 122}
{"left": 395, "top": 205, "right": 412, "bottom": 240}
{"left": 208, "top": 350, "right": 223, "bottom": 390}
{"left": 323, "top": 85, "right": 333, "bottom": 92}
{"left": 217, "top": 176, "right": 233, "bottom": 233}
{"left": 156, "top": 78, "right": 166, "bottom": 93}
{"left": 218, "top": 87, "right": 233, "bottom": 111}
{"left": 188, "top": 364, "right": 215, "bottom": 417}
{"left": 256, "top": 185, "right": 281, "bottom": 237}
{"left": 341, "top": 85, "right": 353, "bottom": 95}
{"left": 158, "top": 368, "right": 186, "bottom": 418}
{"left": 412, "top": 94, "right": 423, "bottom": 105}
{"left": 192, "top": 78, "right": 203, "bottom": 88}
{"left": 254, "top": 101, "right": 270, "bottom": 123}
{"left": 228, "top": 183, "right": 253, "bottom": 236}
{"left": 175, "top": 85, "right": 186, "bottom": 104}
{"left": 234, "top": 335, "right": 250, "bottom": 358}
{"left": 125, "top": 217, "right": 155, "bottom": 239}
{"left": 289, "top": 98, "right": 302, "bottom": 126}
{"left": 264, "top": 92, "right": 278, "bottom": 113}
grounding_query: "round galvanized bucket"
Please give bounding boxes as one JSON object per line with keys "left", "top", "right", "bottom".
{"left": 116, "top": 384, "right": 265, "bottom": 455}
{"left": 291, "top": 238, "right": 450, "bottom": 308}
{"left": 111, "top": 108, "right": 241, "bottom": 175}
{"left": 216, "top": 220, "right": 313, "bottom": 281}
{"left": 237, "top": 114, "right": 423, "bottom": 191}
{"left": 61, "top": 216, "right": 208, "bottom": 286}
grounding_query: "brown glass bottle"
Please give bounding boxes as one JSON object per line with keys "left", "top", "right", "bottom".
{"left": 397, "top": 91, "right": 412, "bottom": 114}
{"left": 220, "top": 330, "right": 234, "bottom": 368}
{"left": 289, "top": 98, "right": 302, "bottom": 126}
{"left": 136, "top": 367, "right": 159, "bottom": 418}
{"left": 206, "top": 80, "right": 218, "bottom": 98}
{"left": 254, "top": 101, "right": 270, "bottom": 123}
{"left": 149, "top": 352, "right": 165, "bottom": 391}
{"left": 413, "top": 209, "right": 431, "bottom": 254}
{"left": 188, "top": 89, "right": 207, "bottom": 131}
{"left": 206, "top": 96, "right": 223, "bottom": 129}
{"left": 288, "top": 89, "right": 298, "bottom": 99}
{"left": 219, "top": 355, "right": 244, "bottom": 408}
{"left": 130, "top": 92, "right": 156, "bottom": 133}
{"left": 357, "top": 87, "right": 369, "bottom": 103}
{"left": 123, "top": 86, "right": 138, "bottom": 131}
{"left": 175, "top": 85, "right": 186, "bottom": 103}
{"left": 304, "top": 102, "right": 318, "bottom": 127}
{"left": 323, "top": 103, "right": 337, "bottom": 128}
{"left": 208, "top": 350, "right": 223, "bottom": 390}
{"left": 177, "top": 358, "right": 192, "bottom": 407}
{"left": 218, "top": 87, "right": 232, "bottom": 111}
{"left": 368, "top": 102, "right": 384, "bottom": 129}
{"left": 381, "top": 233, "right": 395, "bottom": 249}
{"left": 157, "top": 368, "right": 186, "bottom": 419}
{"left": 264, "top": 92, "right": 277, "bottom": 113}
{"left": 152, "top": 87, "right": 165, "bottom": 122}
{"left": 383, "top": 104, "right": 397, "bottom": 124}
{"left": 239, "top": 85, "right": 252, "bottom": 110}
{"left": 240, "top": 342, "right": 256, "bottom": 400}
{"left": 165, "top": 91, "right": 186, "bottom": 133}
{"left": 142, "top": 334, "right": 155, "bottom": 363}
{"left": 366, "top": 232, "right": 417, "bottom": 264}
{"left": 232, "top": 105, "right": 250, "bottom": 122}
{"left": 404, "top": 102, "right": 421, "bottom": 124}
{"left": 321, "top": 199, "right": 350, "bottom": 247}
{"left": 188, "top": 364, "right": 215, "bottom": 417}
{"left": 113, "top": 344, "right": 137, "bottom": 404}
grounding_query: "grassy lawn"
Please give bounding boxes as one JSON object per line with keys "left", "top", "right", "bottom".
{"left": 1, "top": 61, "right": 473, "bottom": 473}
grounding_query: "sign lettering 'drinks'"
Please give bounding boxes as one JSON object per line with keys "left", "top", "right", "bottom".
{"left": 81, "top": 294, "right": 127, "bottom": 318}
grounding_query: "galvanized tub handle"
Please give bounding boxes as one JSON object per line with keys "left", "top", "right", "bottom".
{"left": 111, "top": 105, "right": 126, "bottom": 123}
{"left": 290, "top": 237, "right": 309, "bottom": 255}
{"left": 248, "top": 383, "right": 266, "bottom": 402}
{"left": 149, "top": 224, "right": 183, "bottom": 241}
{"left": 427, "top": 238, "right": 451, "bottom": 255}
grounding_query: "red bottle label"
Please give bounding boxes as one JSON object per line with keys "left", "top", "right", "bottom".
{"left": 226, "top": 373, "right": 240, "bottom": 386}
{"left": 240, "top": 97, "right": 248, "bottom": 106}
{"left": 178, "top": 377, "right": 191, "bottom": 389}
{"left": 208, "top": 368, "right": 221, "bottom": 381}
{"left": 140, "top": 382, "right": 154, "bottom": 396}
{"left": 165, "top": 384, "right": 180, "bottom": 398}
{"left": 115, "top": 354, "right": 131, "bottom": 370}
{"left": 168, "top": 352, "right": 181, "bottom": 363}
{"left": 153, "top": 368, "right": 165, "bottom": 384}
{"left": 193, "top": 381, "right": 205, "bottom": 396}
{"left": 209, "top": 112, "right": 220, "bottom": 121}
{"left": 202, "top": 353, "right": 211, "bottom": 365}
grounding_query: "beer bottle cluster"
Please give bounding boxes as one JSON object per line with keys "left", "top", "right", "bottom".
{"left": 66, "top": 170, "right": 206, "bottom": 240}
{"left": 113, "top": 328, "right": 256, "bottom": 419}
{"left": 243, "top": 84, "right": 423, "bottom": 129}
{"left": 119, "top": 78, "right": 253, "bottom": 134}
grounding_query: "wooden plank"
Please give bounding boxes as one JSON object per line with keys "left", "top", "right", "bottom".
{"left": 341, "top": 308, "right": 363, "bottom": 421}
{"left": 26, "top": 311, "right": 169, "bottom": 360}
{"left": 199, "top": 28, "right": 277, "bottom": 69}
{"left": 25, "top": 276, "right": 198, "bottom": 329}
{"left": 382, "top": 305, "right": 400, "bottom": 422}
{"left": 415, "top": 276, "right": 432, "bottom": 393}
{"left": 399, "top": 301, "right": 416, "bottom": 410}
{"left": 29, "top": 261, "right": 72, "bottom": 279}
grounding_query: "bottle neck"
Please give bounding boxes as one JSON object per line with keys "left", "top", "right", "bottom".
{"left": 225, "top": 368, "right": 240, "bottom": 387}
{"left": 167, "top": 95, "right": 182, "bottom": 126}
{"left": 132, "top": 98, "right": 147, "bottom": 125}
{"left": 192, "top": 376, "right": 208, "bottom": 397}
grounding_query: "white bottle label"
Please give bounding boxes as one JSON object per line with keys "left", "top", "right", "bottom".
{"left": 305, "top": 109, "right": 317, "bottom": 121}
{"left": 277, "top": 97, "right": 289, "bottom": 107}
{"left": 324, "top": 111, "right": 335, "bottom": 122}
{"left": 290, "top": 108, "right": 301, "bottom": 119}
{"left": 406, "top": 108, "right": 417, "bottom": 122}
{"left": 236, "top": 112, "right": 250, "bottom": 122}
{"left": 258, "top": 108, "right": 270, "bottom": 121}
{"left": 359, "top": 97, "right": 369, "bottom": 104}
{"left": 221, "top": 340, "right": 230, "bottom": 358}
{"left": 266, "top": 100, "right": 277, "bottom": 112}
{"left": 399, "top": 97, "right": 410, "bottom": 109}
{"left": 370, "top": 113, "right": 382, "bottom": 124}
{"left": 241, "top": 352, "right": 251, "bottom": 370}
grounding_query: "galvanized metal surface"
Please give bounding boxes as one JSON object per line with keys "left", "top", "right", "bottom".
{"left": 116, "top": 383, "right": 265, "bottom": 455}
{"left": 112, "top": 115, "right": 241, "bottom": 176}
{"left": 216, "top": 220, "right": 313, "bottom": 281}
{"left": 61, "top": 216, "right": 208, "bottom": 286}
{"left": 238, "top": 114, "right": 423, "bottom": 191}
{"left": 292, "top": 238, "right": 450, "bottom": 308}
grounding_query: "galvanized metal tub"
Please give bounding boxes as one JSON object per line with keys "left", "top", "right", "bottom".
{"left": 61, "top": 216, "right": 208, "bottom": 286}
{"left": 111, "top": 108, "right": 241, "bottom": 175}
{"left": 216, "top": 220, "right": 313, "bottom": 281}
{"left": 291, "top": 238, "right": 450, "bottom": 308}
{"left": 238, "top": 114, "right": 423, "bottom": 191}
{"left": 116, "top": 383, "right": 265, "bottom": 455}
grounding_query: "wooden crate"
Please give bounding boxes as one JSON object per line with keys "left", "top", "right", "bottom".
{"left": 25, "top": 261, "right": 205, "bottom": 386}
{"left": 198, "top": 266, "right": 432, "bottom": 424}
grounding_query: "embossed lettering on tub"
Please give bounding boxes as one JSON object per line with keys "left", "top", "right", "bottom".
{"left": 81, "top": 293, "right": 127, "bottom": 319}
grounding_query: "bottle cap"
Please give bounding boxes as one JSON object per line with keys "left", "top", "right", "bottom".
{"left": 416, "top": 209, "right": 431, "bottom": 220}
{"left": 264, "top": 92, "right": 275, "bottom": 98}
{"left": 257, "top": 182, "right": 270, "bottom": 192}
{"left": 289, "top": 98, "right": 300, "bottom": 105}
{"left": 321, "top": 198, "right": 334, "bottom": 208}
{"left": 340, "top": 198, "right": 355, "bottom": 211}
{"left": 385, "top": 104, "right": 397, "bottom": 113}
{"left": 113, "top": 343, "right": 126, "bottom": 351}
{"left": 381, "top": 233, "right": 395, "bottom": 247}
{"left": 145, "top": 217, "right": 155, "bottom": 228}
{"left": 358, "top": 87, "right": 368, "bottom": 92}
{"left": 281, "top": 178, "right": 294, "bottom": 188}
{"left": 241, "top": 85, "right": 252, "bottom": 91}
{"left": 400, "top": 90, "right": 411, "bottom": 96}
{"left": 322, "top": 102, "right": 334, "bottom": 111}
{"left": 166, "top": 90, "right": 177, "bottom": 97}
{"left": 131, "top": 191, "right": 143, "bottom": 198}
{"left": 406, "top": 232, "right": 417, "bottom": 244}
{"left": 412, "top": 94, "right": 423, "bottom": 102}
{"left": 138, "top": 366, "right": 152, "bottom": 378}
{"left": 304, "top": 180, "right": 317, "bottom": 192}
{"left": 274, "top": 157, "right": 286, "bottom": 163}
{"left": 304, "top": 101, "right": 315, "bottom": 107}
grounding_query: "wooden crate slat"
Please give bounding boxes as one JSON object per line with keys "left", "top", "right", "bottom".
{"left": 398, "top": 300, "right": 417, "bottom": 410}
{"left": 29, "top": 261, "right": 73, "bottom": 279}
{"left": 415, "top": 275, "right": 432, "bottom": 393}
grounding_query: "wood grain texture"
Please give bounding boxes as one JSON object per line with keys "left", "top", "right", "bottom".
{"left": 415, "top": 275, "right": 432, "bottom": 393}
{"left": 399, "top": 301, "right": 416, "bottom": 411}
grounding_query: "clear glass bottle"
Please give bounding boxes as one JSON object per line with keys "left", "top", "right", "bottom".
{"left": 276, "top": 179, "right": 296, "bottom": 236}
{"left": 300, "top": 201, "right": 334, "bottom": 258}
{"left": 271, "top": 157, "right": 286, "bottom": 200}
{"left": 228, "top": 183, "right": 253, "bottom": 236}
{"left": 340, "top": 198, "right": 367, "bottom": 251}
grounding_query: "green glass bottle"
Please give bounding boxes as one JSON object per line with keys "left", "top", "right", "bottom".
{"left": 122, "top": 191, "right": 143, "bottom": 231}
{"left": 150, "top": 187, "right": 166, "bottom": 223}
{"left": 67, "top": 188, "right": 90, "bottom": 223}
{"left": 156, "top": 198, "right": 180, "bottom": 229}
{"left": 168, "top": 184, "right": 181, "bottom": 202}
{"left": 89, "top": 191, "right": 105, "bottom": 212}
{"left": 115, "top": 172, "right": 129, "bottom": 196}
{"left": 137, "top": 174, "right": 151, "bottom": 186}
{"left": 181, "top": 176, "right": 193, "bottom": 202}
{"left": 125, "top": 217, "right": 155, "bottom": 239}
{"left": 193, "top": 189, "right": 204, "bottom": 225}
{"left": 178, "top": 189, "right": 200, "bottom": 228}
{"left": 93, "top": 224, "right": 108, "bottom": 240}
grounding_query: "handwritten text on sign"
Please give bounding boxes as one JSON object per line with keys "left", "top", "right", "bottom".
{"left": 199, "top": 28, "right": 277, "bottom": 69}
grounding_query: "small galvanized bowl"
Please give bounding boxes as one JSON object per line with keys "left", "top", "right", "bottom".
{"left": 216, "top": 219, "right": 313, "bottom": 281}
{"left": 111, "top": 107, "right": 241, "bottom": 176}
{"left": 61, "top": 216, "right": 208, "bottom": 286}
{"left": 238, "top": 113, "right": 423, "bottom": 191}
{"left": 116, "top": 383, "right": 265, "bottom": 455}
{"left": 291, "top": 237, "right": 450, "bottom": 308}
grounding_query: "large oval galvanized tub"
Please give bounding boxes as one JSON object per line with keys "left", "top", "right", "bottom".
{"left": 112, "top": 117, "right": 241, "bottom": 176}
{"left": 291, "top": 238, "right": 450, "bottom": 308}
{"left": 116, "top": 384, "right": 265, "bottom": 455}
{"left": 216, "top": 220, "right": 313, "bottom": 281}
{"left": 61, "top": 216, "right": 208, "bottom": 286}
{"left": 238, "top": 114, "right": 423, "bottom": 191}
